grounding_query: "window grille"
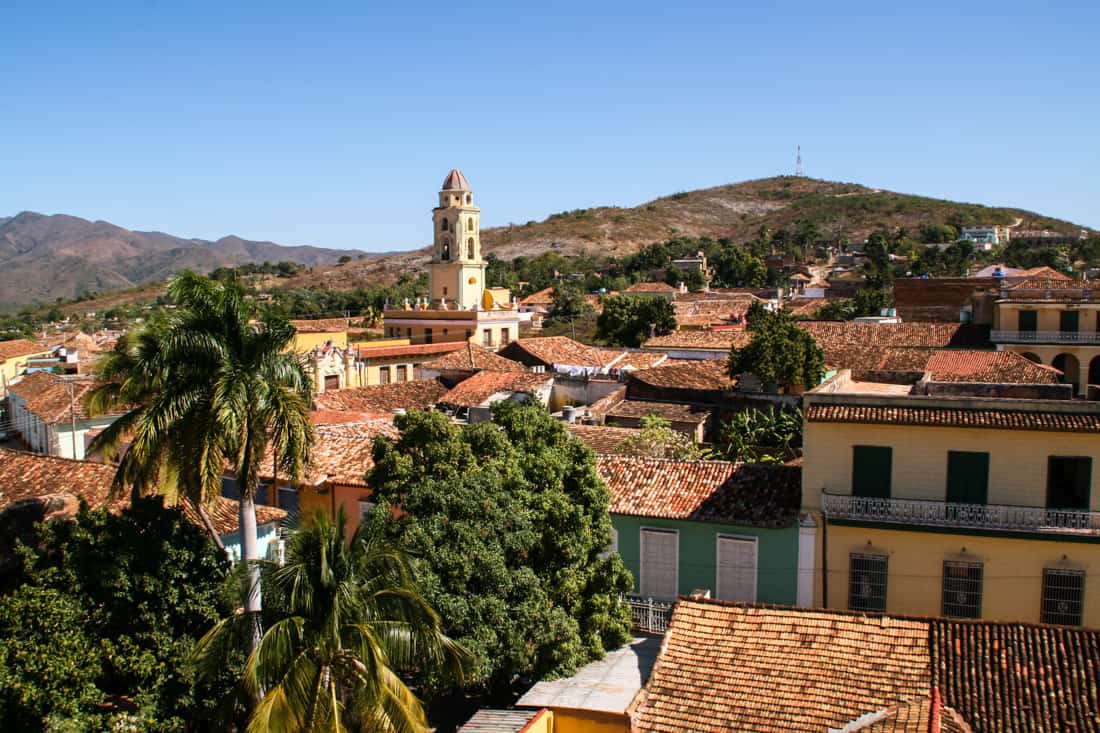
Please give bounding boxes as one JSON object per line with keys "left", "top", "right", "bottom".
{"left": 848, "top": 554, "right": 888, "bottom": 612}
{"left": 942, "top": 560, "right": 983, "bottom": 619}
{"left": 1041, "top": 568, "right": 1084, "bottom": 625}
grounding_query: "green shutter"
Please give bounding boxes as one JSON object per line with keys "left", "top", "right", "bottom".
{"left": 852, "top": 446, "right": 892, "bottom": 499}
{"left": 1061, "top": 310, "right": 1080, "bottom": 333}
{"left": 946, "top": 451, "right": 989, "bottom": 504}
{"left": 1018, "top": 311, "right": 1037, "bottom": 332}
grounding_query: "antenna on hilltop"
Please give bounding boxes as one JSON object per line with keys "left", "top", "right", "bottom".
{"left": 795, "top": 145, "right": 804, "bottom": 177}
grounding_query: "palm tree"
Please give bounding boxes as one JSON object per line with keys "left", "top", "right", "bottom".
{"left": 192, "top": 510, "right": 468, "bottom": 733}
{"left": 86, "top": 271, "right": 313, "bottom": 654}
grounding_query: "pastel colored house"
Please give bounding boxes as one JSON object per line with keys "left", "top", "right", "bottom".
{"left": 803, "top": 368, "right": 1100, "bottom": 626}
{"left": 7, "top": 371, "right": 125, "bottom": 460}
{"left": 436, "top": 370, "right": 554, "bottom": 423}
{"left": 596, "top": 455, "right": 807, "bottom": 605}
{"left": 0, "top": 338, "right": 53, "bottom": 397}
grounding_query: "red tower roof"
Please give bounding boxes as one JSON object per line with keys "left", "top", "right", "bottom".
{"left": 441, "top": 168, "right": 471, "bottom": 191}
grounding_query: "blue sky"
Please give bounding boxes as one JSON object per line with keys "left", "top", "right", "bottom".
{"left": 2, "top": 1, "right": 1097, "bottom": 251}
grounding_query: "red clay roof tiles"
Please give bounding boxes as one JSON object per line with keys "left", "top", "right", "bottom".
{"left": 438, "top": 371, "right": 553, "bottom": 408}
{"left": 805, "top": 403, "right": 1100, "bottom": 433}
{"left": 313, "top": 379, "right": 448, "bottom": 414}
{"left": 418, "top": 342, "right": 527, "bottom": 372}
{"left": 0, "top": 338, "right": 50, "bottom": 360}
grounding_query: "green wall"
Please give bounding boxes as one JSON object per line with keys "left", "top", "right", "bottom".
{"left": 612, "top": 513, "right": 799, "bottom": 604}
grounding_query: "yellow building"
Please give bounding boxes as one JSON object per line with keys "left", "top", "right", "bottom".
{"left": 802, "top": 369, "right": 1100, "bottom": 627}
{"left": 0, "top": 339, "right": 53, "bottom": 397}
{"left": 381, "top": 169, "right": 520, "bottom": 350}
{"left": 991, "top": 277, "right": 1100, "bottom": 394}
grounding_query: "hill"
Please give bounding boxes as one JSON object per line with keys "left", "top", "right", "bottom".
{"left": 256, "top": 176, "right": 1094, "bottom": 292}
{"left": 40, "top": 176, "right": 1097, "bottom": 315}
{"left": 0, "top": 212, "right": 369, "bottom": 308}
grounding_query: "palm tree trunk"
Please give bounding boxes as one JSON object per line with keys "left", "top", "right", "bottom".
{"left": 194, "top": 501, "right": 227, "bottom": 553}
{"left": 238, "top": 493, "right": 264, "bottom": 655}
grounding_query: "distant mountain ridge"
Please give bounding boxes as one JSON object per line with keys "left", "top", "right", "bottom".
{"left": 0, "top": 212, "right": 368, "bottom": 308}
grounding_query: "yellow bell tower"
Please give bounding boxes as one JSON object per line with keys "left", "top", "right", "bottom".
{"left": 430, "top": 169, "right": 486, "bottom": 310}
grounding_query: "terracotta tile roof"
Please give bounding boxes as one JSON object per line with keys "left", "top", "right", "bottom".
{"left": 589, "top": 385, "right": 627, "bottom": 414}
{"left": 606, "top": 400, "right": 712, "bottom": 424}
{"left": 310, "top": 409, "right": 390, "bottom": 425}
{"left": 457, "top": 709, "right": 544, "bottom": 733}
{"left": 596, "top": 456, "right": 801, "bottom": 527}
{"left": 313, "top": 379, "right": 448, "bottom": 414}
{"left": 805, "top": 403, "right": 1100, "bottom": 433}
{"left": 633, "top": 602, "right": 931, "bottom": 732}
{"left": 625, "top": 281, "right": 677, "bottom": 293}
{"left": 567, "top": 424, "right": 641, "bottom": 454}
{"left": 997, "top": 278, "right": 1099, "bottom": 302}
{"left": 10, "top": 372, "right": 119, "bottom": 424}
{"left": 354, "top": 341, "right": 467, "bottom": 360}
{"left": 931, "top": 618, "right": 1100, "bottom": 733}
{"left": 924, "top": 350, "right": 1062, "bottom": 384}
{"left": 800, "top": 321, "right": 991, "bottom": 349}
{"left": 1020, "top": 265, "right": 1074, "bottom": 280}
{"left": 290, "top": 318, "right": 354, "bottom": 333}
{"left": 261, "top": 420, "right": 398, "bottom": 488}
{"left": 627, "top": 359, "right": 735, "bottom": 390}
{"left": 641, "top": 330, "right": 751, "bottom": 351}
{"left": 519, "top": 286, "right": 555, "bottom": 306}
{"left": 601, "top": 350, "right": 669, "bottom": 370}
{"left": 847, "top": 692, "right": 973, "bottom": 733}
{"left": 441, "top": 168, "right": 470, "bottom": 190}
{"left": 500, "top": 336, "right": 617, "bottom": 368}
{"left": 0, "top": 448, "right": 284, "bottom": 533}
{"left": 0, "top": 338, "right": 50, "bottom": 360}
{"left": 438, "top": 371, "right": 553, "bottom": 408}
{"left": 418, "top": 342, "right": 527, "bottom": 372}
{"left": 673, "top": 296, "right": 756, "bottom": 328}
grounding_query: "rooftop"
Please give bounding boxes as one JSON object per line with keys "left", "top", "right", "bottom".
{"left": 0, "top": 448, "right": 284, "bottom": 535}
{"left": 418, "top": 342, "right": 527, "bottom": 372}
{"left": 438, "top": 371, "right": 553, "bottom": 408}
{"left": 605, "top": 399, "right": 712, "bottom": 424}
{"left": 517, "top": 635, "right": 662, "bottom": 715}
{"left": 261, "top": 419, "right": 399, "bottom": 488}
{"left": 457, "top": 709, "right": 545, "bottom": 733}
{"left": 805, "top": 402, "right": 1100, "bottom": 433}
{"left": 633, "top": 601, "right": 932, "bottom": 733}
{"left": 518, "top": 286, "right": 554, "bottom": 306}
{"left": 313, "top": 379, "right": 448, "bottom": 414}
{"left": 354, "top": 340, "right": 468, "bottom": 361}
{"left": 627, "top": 359, "right": 735, "bottom": 391}
{"left": 566, "top": 423, "right": 642, "bottom": 454}
{"left": 441, "top": 168, "right": 471, "bottom": 191}
{"left": 642, "top": 329, "right": 751, "bottom": 351}
{"left": 625, "top": 281, "right": 677, "bottom": 293}
{"left": 0, "top": 338, "right": 50, "bottom": 361}
{"left": 499, "top": 336, "right": 618, "bottom": 369}
{"left": 10, "top": 372, "right": 121, "bottom": 424}
{"left": 596, "top": 456, "right": 802, "bottom": 527}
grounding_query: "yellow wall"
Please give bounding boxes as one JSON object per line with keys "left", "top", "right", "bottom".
{"left": 385, "top": 322, "right": 516, "bottom": 350}
{"left": 802, "top": 421, "right": 1100, "bottom": 511}
{"left": 995, "top": 302, "right": 1100, "bottom": 332}
{"left": 825, "top": 523, "right": 1100, "bottom": 626}
{"left": 549, "top": 709, "right": 630, "bottom": 733}
{"left": 523, "top": 709, "right": 553, "bottom": 733}
{"left": 292, "top": 331, "right": 348, "bottom": 352}
{"left": 0, "top": 350, "right": 51, "bottom": 396}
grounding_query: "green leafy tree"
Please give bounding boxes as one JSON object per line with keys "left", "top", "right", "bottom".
{"left": 367, "top": 404, "right": 633, "bottom": 702}
{"left": 193, "top": 510, "right": 467, "bottom": 733}
{"left": 549, "top": 282, "right": 590, "bottom": 322}
{"left": 618, "top": 415, "right": 708, "bottom": 460}
{"left": 86, "top": 272, "right": 314, "bottom": 657}
{"left": 0, "top": 498, "right": 238, "bottom": 731}
{"left": 664, "top": 266, "right": 706, "bottom": 292}
{"left": 729, "top": 310, "right": 825, "bottom": 391}
{"left": 596, "top": 294, "right": 676, "bottom": 347}
{"left": 862, "top": 230, "right": 894, "bottom": 289}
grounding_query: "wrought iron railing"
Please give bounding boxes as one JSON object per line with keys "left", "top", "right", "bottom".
{"left": 991, "top": 330, "right": 1100, "bottom": 344}
{"left": 822, "top": 491, "right": 1100, "bottom": 535}
{"left": 621, "top": 595, "right": 674, "bottom": 633}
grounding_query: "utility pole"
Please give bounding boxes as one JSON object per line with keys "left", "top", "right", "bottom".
{"left": 67, "top": 381, "right": 78, "bottom": 459}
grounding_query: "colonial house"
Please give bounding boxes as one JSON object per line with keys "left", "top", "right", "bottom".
{"left": 312, "top": 378, "right": 448, "bottom": 415}
{"left": 597, "top": 455, "right": 807, "bottom": 605}
{"left": 7, "top": 372, "right": 124, "bottom": 460}
{"left": 0, "top": 338, "right": 53, "bottom": 397}
{"left": 0, "top": 448, "right": 286, "bottom": 563}
{"left": 435, "top": 371, "right": 554, "bottom": 423}
{"left": 802, "top": 368, "right": 1100, "bottom": 626}
{"left": 416, "top": 341, "right": 527, "bottom": 385}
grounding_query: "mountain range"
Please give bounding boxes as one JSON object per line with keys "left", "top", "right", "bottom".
{"left": 7, "top": 177, "right": 1095, "bottom": 311}
{"left": 0, "top": 212, "right": 367, "bottom": 308}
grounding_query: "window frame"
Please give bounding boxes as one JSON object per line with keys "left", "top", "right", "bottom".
{"left": 1047, "top": 455, "right": 1092, "bottom": 510}
{"left": 848, "top": 553, "right": 888, "bottom": 612}
{"left": 396, "top": 365, "right": 407, "bottom": 383}
{"left": 639, "top": 527, "right": 679, "bottom": 601}
{"left": 942, "top": 560, "right": 984, "bottom": 619}
{"left": 1041, "top": 568, "right": 1085, "bottom": 626}
{"left": 378, "top": 366, "right": 391, "bottom": 384}
{"left": 715, "top": 534, "right": 758, "bottom": 602}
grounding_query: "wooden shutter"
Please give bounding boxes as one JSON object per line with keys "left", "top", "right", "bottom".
{"left": 716, "top": 536, "right": 758, "bottom": 602}
{"left": 640, "top": 528, "right": 678, "bottom": 600}
{"left": 946, "top": 451, "right": 989, "bottom": 504}
{"left": 852, "top": 446, "right": 892, "bottom": 499}
{"left": 324, "top": 374, "right": 340, "bottom": 391}
{"left": 1018, "top": 310, "right": 1037, "bottom": 332}
{"left": 1061, "top": 310, "right": 1080, "bottom": 333}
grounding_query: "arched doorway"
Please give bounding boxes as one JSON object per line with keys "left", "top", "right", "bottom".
{"left": 1089, "top": 356, "right": 1100, "bottom": 388}
{"left": 1052, "top": 353, "right": 1081, "bottom": 391}
{"left": 1019, "top": 352, "right": 1041, "bottom": 364}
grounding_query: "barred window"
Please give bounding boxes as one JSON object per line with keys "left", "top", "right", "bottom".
{"left": 942, "top": 561, "right": 983, "bottom": 619}
{"left": 1041, "top": 569, "right": 1085, "bottom": 626}
{"left": 849, "top": 554, "right": 888, "bottom": 612}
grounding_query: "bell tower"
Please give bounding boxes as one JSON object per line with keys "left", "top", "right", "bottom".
{"left": 430, "top": 169, "right": 486, "bottom": 310}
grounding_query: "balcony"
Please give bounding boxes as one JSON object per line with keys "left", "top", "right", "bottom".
{"left": 822, "top": 491, "right": 1100, "bottom": 535}
{"left": 992, "top": 330, "right": 1100, "bottom": 345}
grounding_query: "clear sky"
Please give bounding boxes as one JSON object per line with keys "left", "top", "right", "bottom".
{"left": 2, "top": 1, "right": 1097, "bottom": 252}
